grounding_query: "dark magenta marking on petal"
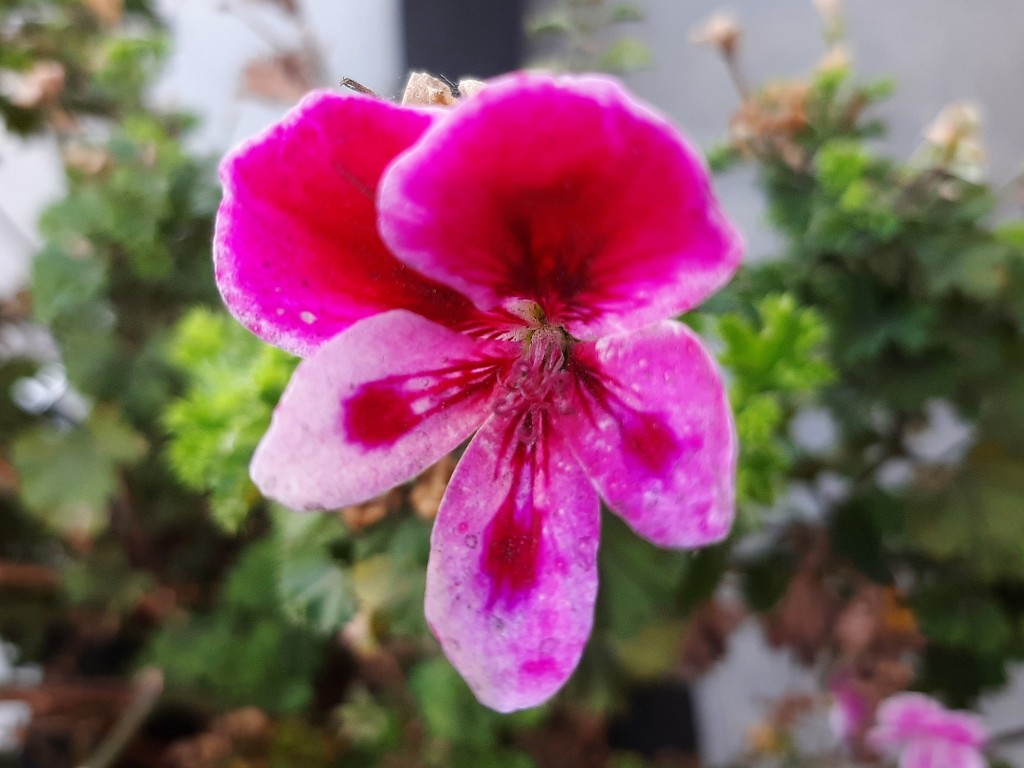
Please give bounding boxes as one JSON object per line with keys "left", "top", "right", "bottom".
{"left": 619, "top": 410, "right": 688, "bottom": 478}
{"left": 342, "top": 357, "right": 505, "bottom": 450}
{"left": 344, "top": 381, "right": 422, "bottom": 448}
{"left": 519, "top": 656, "right": 559, "bottom": 680}
{"left": 481, "top": 436, "right": 545, "bottom": 608}
{"left": 570, "top": 356, "right": 685, "bottom": 478}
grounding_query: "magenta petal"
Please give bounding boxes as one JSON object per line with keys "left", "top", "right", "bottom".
{"left": 215, "top": 90, "right": 477, "bottom": 357}
{"left": 251, "top": 310, "right": 509, "bottom": 510}
{"left": 425, "top": 415, "right": 599, "bottom": 712}
{"left": 379, "top": 73, "right": 742, "bottom": 338}
{"left": 560, "top": 320, "right": 736, "bottom": 547}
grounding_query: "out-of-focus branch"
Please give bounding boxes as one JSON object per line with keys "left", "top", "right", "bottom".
{"left": 78, "top": 668, "right": 164, "bottom": 768}
{"left": 0, "top": 561, "right": 59, "bottom": 593}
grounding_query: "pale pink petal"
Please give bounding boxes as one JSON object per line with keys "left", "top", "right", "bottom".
{"left": 252, "top": 311, "right": 511, "bottom": 509}
{"left": 871, "top": 694, "right": 988, "bottom": 749}
{"left": 559, "top": 320, "right": 736, "bottom": 547}
{"left": 379, "top": 73, "right": 742, "bottom": 339}
{"left": 425, "top": 414, "right": 600, "bottom": 712}
{"left": 870, "top": 693, "right": 945, "bottom": 750}
{"left": 215, "top": 90, "right": 477, "bottom": 357}
{"left": 900, "top": 741, "right": 986, "bottom": 768}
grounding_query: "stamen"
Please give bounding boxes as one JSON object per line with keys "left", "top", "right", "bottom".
{"left": 492, "top": 317, "right": 574, "bottom": 441}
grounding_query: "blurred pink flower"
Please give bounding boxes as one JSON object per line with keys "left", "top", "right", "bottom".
{"left": 829, "top": 672, "right": 871, "bottom": 745}
{"left": 214, "top": 73, "right": 741, "bottom": 711}
{"left": 868, "top": 692, "right": 988, "bottom": 768}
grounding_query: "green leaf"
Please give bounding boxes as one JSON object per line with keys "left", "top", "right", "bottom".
{"left": 336, "top": 687, "right": 398, "bottom": 751}
{"left": 599, "top": 37, "right": 652, "bottom": 73}
{"left": 597, "top": 512, "right": 687, "bottom": 638}
{"left": 525, "top": 9, "right": 573, "bottom": 37}
{"left": 143, "top": 538, "right": 325, "bottom": 713}
{"left": 274, "top": 509, "right": 357, "bottom": 635}
{"left": 742, "top": 552, "right": 797, "bottom": 611}
{"left": 31, "top": 244, "right": 109, "bottom": 327}
{"left": 831, "top": 491, "right": 903, "bottom": 583}
{"left": 610, "top": 4, "right": 644, "bottom": 22}
{"left": 914, "top": 587, "right": 1013, "bottom": 656}
{"left": 717, "top": 294, "right": 834, "bottom": 400}
{"left": 409, "top": 657, "right": 542, "bottom": 756}
{"left": 12, "top": 405, "right": 147, "bottom": 537}
{"left": 163, "top": 308, "right": 296, "bottom": 531}
{"left": 908, "top": 442, "right": 1024, "bottom": 581}
{"left": 816, "top": 140, "right": 872, "bottom": 195}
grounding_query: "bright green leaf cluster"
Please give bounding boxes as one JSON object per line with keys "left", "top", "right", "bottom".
{"left": 715, "top": 294, "right": 834, "bottom": 507}
{"left": 163, "top": 308, "right": 296, "bottom": 531}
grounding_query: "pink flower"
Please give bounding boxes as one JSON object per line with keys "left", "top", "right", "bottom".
{"left": 868, "top": 693, "right": 988, "bottom": 768}
{"left": 215, "top": 73, "right": 741, "bottom": 711}
{"left": 829, "top": 672, "right": 871, "bottom": 745}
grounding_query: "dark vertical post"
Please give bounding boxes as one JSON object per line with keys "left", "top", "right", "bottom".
{"left": 401, "top": 0, "right": 526, "bottom": 80}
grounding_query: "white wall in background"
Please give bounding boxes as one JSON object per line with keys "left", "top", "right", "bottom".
{"left": 154, "top": 0, "right": 403, "bottom": 153}
{"left": 0, "top": 129, "right": 64, "bottom": 299}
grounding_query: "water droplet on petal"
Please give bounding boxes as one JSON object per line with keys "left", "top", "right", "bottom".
{"left": 300, "top": 310, "right": 317, "bottom": 324}
{"left": 465, "top": 534, "right": 479, "bottom": 548}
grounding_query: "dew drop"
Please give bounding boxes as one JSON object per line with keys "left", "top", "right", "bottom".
{"left": 465, "top": 534, "right": 479, "bottom": 549}
{"left": 300, "top": 310, "right": 317, "bottom": 324}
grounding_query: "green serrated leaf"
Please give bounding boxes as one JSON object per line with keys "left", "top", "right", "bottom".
{"left": 12, "top": 405, "right": 147, "bottom": 537}
{"left": 275, "top": 509, "right": 357, "bottom": 634}
{"left": 908, "top": 442, "right": 1024, "bottom": 581}
{"left": 163, "top": 308, "right": 296, "bottom": 531}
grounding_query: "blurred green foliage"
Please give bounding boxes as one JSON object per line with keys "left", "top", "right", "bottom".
{"left": 526, "top": 0, "right": 651, "bottom": 73}
{"left": 721, "top": 54, "right": 1024, "bottom": 708}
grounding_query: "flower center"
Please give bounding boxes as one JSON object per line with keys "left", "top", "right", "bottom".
{"left": 493, "top": 308, "right": 575, "bottom": 444}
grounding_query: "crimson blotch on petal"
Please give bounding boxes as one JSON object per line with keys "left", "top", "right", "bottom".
{"left": 215, "top": 72, "right": 743, "bottom": 711}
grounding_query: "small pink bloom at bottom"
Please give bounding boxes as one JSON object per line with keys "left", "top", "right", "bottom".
{"left": 829, "top": 672, "right": 871, "bottom": 746}
{"left": 868, "top": 693, "right": 988, "bottom": 768}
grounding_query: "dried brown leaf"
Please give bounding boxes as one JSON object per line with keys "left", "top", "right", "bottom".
{"left": 241, "top": 53, "right": 315, "bottom": 104}
{"left": 409, "top": 454, "right": 456, "bottom": 521}
{"left": 763, "top": 568, "right": 839, "bottom": 663}
{"left": 81, "top": 0, "right": 123, "bottom": 26}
